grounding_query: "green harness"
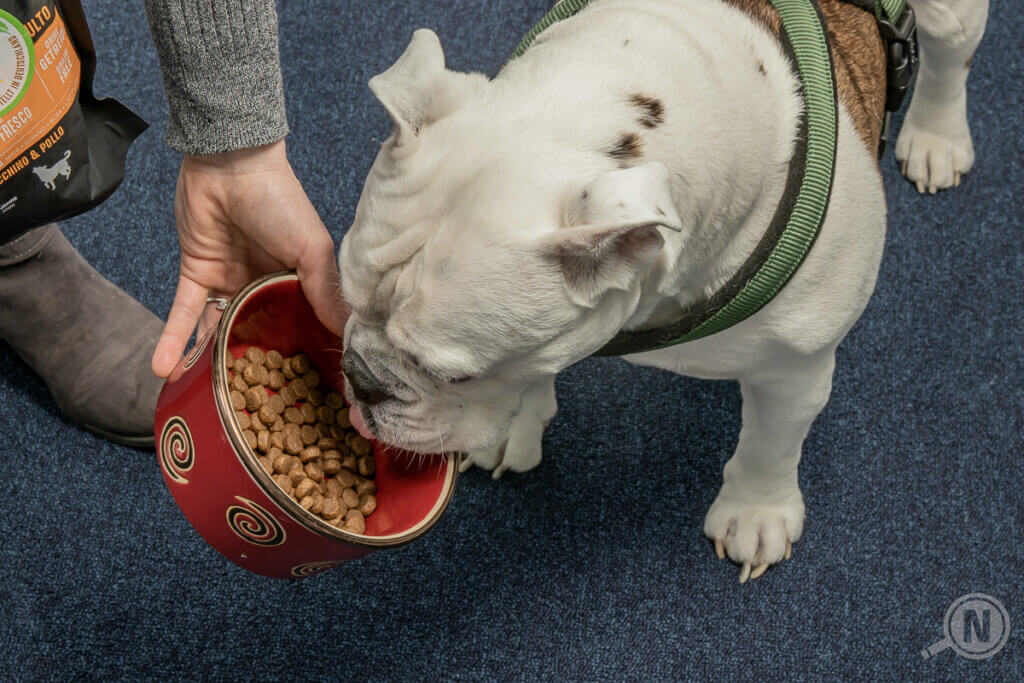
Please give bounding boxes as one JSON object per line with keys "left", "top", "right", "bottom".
{"left": 509, "top": 0, "right": 916, "bottom": 356}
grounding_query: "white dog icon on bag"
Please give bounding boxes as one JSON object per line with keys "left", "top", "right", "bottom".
{"left": 32, "top": 150, "right": 73, "bottom": 191}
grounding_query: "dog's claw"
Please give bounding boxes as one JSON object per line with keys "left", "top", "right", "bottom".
{"left": 954, "top": 171, "right": 961, "bottom": 186}
{"left": 785, "top": 541, "right": 792, "bottom": 560}
{"left": 750, "top": 563, "right": 769, "bottom": 580}
{"left": 458, "top": 457, "right": 473, "bottom": 473}
{"left": 714, "top": 539, "right": 725, "bottom": 559}
{"left": 739, "top": 562, "right": 751, "bottom": 584}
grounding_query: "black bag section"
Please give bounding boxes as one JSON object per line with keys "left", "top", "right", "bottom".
{"left": 0, "top": 0, "right": 146, "bottom": 244}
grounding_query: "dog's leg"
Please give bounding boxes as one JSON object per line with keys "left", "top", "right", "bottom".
{"left": 460, "top": 377, "right": 557, "bottom": 478}
{"left": 895, "top": 0, "right": 988, "bottom": 192}
{"left": 704, "top": 347, "right": 837, "bottom": 582}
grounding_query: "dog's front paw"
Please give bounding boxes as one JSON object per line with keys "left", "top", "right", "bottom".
{"left": 894, "top": 104, "right": 974, "bottom": 194}
{"left": 459, "top": 432, "right": 543, "bottom": 479}
{"left": 459, "top": 380, "right": 555, "bottom": 479}
{"left": 703, "top": 486, "right": 805, "bottom": 583}
{"left": 459, "top": 443, "right": 505, "bottom": 474}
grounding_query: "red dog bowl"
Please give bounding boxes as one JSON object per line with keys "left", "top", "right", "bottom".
{"left": 155, "top": 272, "right": 458, "bottom": 579}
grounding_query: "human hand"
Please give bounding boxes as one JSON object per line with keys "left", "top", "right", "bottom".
{"left": 152, "top": 140, "right": 347, "bottom": 378}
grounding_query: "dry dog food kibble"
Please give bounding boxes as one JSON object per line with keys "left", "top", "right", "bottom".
{"left": 226, "top": 348, "right": 377, "bottom": 533}
{"left": 300, "top": 424, "right": 319, "bottom": 446}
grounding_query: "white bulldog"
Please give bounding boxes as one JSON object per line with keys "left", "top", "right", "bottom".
{"left": 338, "top": 0, "right": 988, "bottom": 581}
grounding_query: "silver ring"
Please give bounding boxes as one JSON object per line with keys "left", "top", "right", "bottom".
{"left": 206, "top": 296, "right": 231, "bottom": 311}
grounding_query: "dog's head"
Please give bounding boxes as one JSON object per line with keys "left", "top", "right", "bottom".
{"left": 339, "top": 30, "right": 683, "bottom": 453}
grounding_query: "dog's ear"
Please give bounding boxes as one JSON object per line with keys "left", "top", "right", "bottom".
{"left": 546, "top": 162, "right": 683, "bottom": 308}
{"left": 369, "top": 29, "right": 482, "bottom": 155}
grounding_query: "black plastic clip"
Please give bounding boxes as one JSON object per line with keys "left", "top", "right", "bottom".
{"left": 878, "top": 4, "right": 919, "bottom": 112}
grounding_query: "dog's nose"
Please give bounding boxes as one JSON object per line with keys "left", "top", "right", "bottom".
{"left": 342, "top": 349, "right": 391, "bottom": 406}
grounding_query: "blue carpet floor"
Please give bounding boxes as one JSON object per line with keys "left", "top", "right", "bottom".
{"left": 1, "top": 1, "right": 1021, "bottom": 679}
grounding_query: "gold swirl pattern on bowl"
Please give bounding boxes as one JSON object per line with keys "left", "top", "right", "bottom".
{"left": 290, "top": 560, "right": 345, "bottom": 577}
{"left": 225, "top": 496, "right": 286, "bottom": 546}
{"left": 159, "top": 416, "right": 195, "bottom": 485}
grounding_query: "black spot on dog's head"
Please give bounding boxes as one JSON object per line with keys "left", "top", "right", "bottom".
{"left": 607, "top": 133, "right": 644, "bottom": 167}
{"left": 628, "top": 94, "right": 665, "bottom": 128}
{"left": 757, "top": 60, "right": 766, "bottom": 76}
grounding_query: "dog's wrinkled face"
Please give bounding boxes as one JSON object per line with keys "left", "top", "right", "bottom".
{"left": 339, "top": 30, "right": 683, "bottom": 453}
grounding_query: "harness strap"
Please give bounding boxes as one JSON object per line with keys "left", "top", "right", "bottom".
{"left": 510, "top": 0, "right": 592, "bottom": 60}
{"left": 876, "top": 0, "right": 906, "bottom": 24}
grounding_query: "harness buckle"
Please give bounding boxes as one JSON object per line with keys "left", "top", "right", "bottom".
{"left": 878, "top": 4, "right": 919, "bottom": 112}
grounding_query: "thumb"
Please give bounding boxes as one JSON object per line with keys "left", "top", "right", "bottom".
{"left": 152, "top": 273, "right": 208, "bottom": 378}
{"left": 295, "top": 231, "right": 349, "bottom": 338}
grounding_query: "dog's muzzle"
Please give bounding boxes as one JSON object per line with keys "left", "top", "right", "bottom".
{"left": 342, "top": 348, "right": 393, "bottom": 405}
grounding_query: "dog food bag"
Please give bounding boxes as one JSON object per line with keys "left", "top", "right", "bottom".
{"left": 0, "top": 0, "right": 146, "bottom": 243}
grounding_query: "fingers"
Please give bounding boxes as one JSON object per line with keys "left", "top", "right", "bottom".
{"left": 296, "top": 231, "right": 349, "bottom": 338}
{"left": 152, "top": 275, "right": 208, "bottom": 378}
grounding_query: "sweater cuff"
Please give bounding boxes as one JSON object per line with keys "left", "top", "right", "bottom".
{"left": 143, "top": 0, "right": 289, "bottom": 155}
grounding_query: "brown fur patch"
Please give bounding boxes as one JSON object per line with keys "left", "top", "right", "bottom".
{"left": 629, "top": 94, "right": 666, "bottom": 128}
{"left": 607, "top": 133, "right": 644, "bottom": 166}
{"left": 819, "top": 1, "right": 887, "bottom": 154}
{"left": 721, "top": 0, "right": 887, "bottom": 157}
{"left": 965, "top": 52, "right": 975, "bottom": 69}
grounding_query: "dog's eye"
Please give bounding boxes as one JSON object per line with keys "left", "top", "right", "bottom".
{"left": 407, "top": 352, "right": 471, "bottom": 384}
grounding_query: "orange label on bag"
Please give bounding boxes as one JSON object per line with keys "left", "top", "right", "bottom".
{"left": 0, "top": 3, "right": 80, "bottom": 170}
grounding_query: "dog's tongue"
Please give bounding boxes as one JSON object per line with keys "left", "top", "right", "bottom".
{"left": 348, "top": 403, "right": 376, "bottom": 440}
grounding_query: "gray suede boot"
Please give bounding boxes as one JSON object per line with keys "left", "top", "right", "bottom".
{"left": 0, "top": 224, "right": 165, "bottom": 448}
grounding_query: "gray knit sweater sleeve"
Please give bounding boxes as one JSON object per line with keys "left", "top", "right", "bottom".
{"left": 142, "top": 0, "right": 289, "bottom": 155}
